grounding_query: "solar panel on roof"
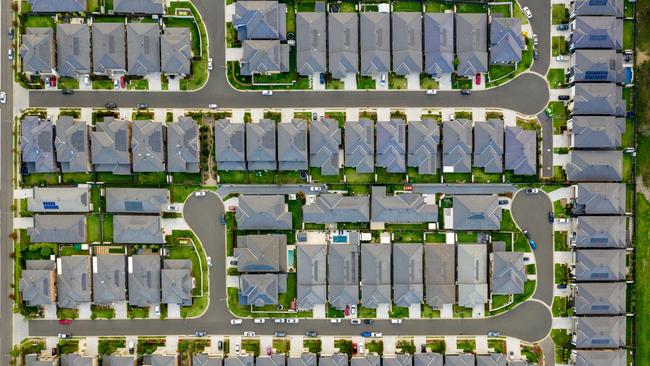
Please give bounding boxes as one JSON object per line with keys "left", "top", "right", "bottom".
{"left": 591, "top": 339, "right": 611, "bottom": 345}
{"left": 589, "top": 35, "right": 609, "bottom": 41}
{"left": 589, "top": 0, "right": 608, "bottom": 5}
{"left": 591, "top": 272, "right": 610, "bottom": 279}
{"left": 590, "top": 237, "right": 610, "bottom": 243}
{"left": 585, "top": 71, "right": 609, "bottom": 80}
{"left": 592, "top": 305, "right": 611, "bottom": 310}
{"left": 42, "top": 201, "right": 59, "bottom": 210}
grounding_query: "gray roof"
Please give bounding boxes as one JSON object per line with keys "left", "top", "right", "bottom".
{"left": 60, "top": 354, "right": 95, "bottom": 366}
{"left": 92, "top": 22, "right": 126, "bottom": 74}
{"left": 193, "top": 354, "right": 223, "bottom": 366}
{"left": 20, "top": 260, "right": 56, "bottom": 306}
{"left": 571, "top": 16, "right": 622, "bottom": 50}
{"left": 24, "top": 354, "right": 58, "bottom": 366}
{"left": 570, "top": 116, "right": 625, "bottom": 148}
{"left": 303, "top": 193, "right": 370, "bottom": 223}
{"left": 167, "top": 116, "right": 199, "bottom": 173}
{"left": 128, "top": 254, "right": 161, "bottom": 307}
{"left": 571, "top": 0, "right": 624, "bottom": 17}
{"left": 442, "top": 119, "right": 472, "bottom": 173}
{"left": 161, "top": 259, "right": 192, "bottom": 306}
{"left": 296, "top": 12, "right": 326, "bottom": 75}
{"left": 565, "top": 150, "right": 622, "bottom": 182}
{"left": 296, "top": 244, "right": 327, "bottom": 310}
{"left": 215, "top": 120, "right": 246, "bottom": 171}
{"left": 28, "top": 186, "right": 90, "bottom": 213}
{"left": 55, "top": 116, "right": 89, "bottom": 173}
{"left": 278, "top": 119, "right": 308, "bottom": 171}
{"left": 106, "top": 188, "right": 168, "bottom": 213}
{"left": 328, "top": 243, "right": 359, "bottom": 310}
{"left": 408, "top": 119, "right": 440, "bottom": 175}
{"left": 574, "top": 282, "right": 626, "bottom": 315}
{"left": 414, "top": 354, "right": 443, "bottom": 366}
{"left": 424, "top": 13, "right": 454, "bottom": 76}
{"left": 246, "top": 119, "right": 277, "bottom": 170}
{"left": 376, "top": 119, "right": 406, "bottom": 173}
{"left": 345, "top": 119, "right": 375, "bottom": 173}
{"left": 393, "top": 244, "right": 423, "bottom": 307}
{"left": 360, "top": 12, "right": 390, "bottom": 75}
{"left": 445, "top": 354, "right": 475, "bottom": 366}
{"left": 571, "top": 83, "right": 625, "bottom": 116}
{"left": 504, "top": 126, "right": 536, "bottom": 176}
{"left": 575, "top": 316, "right": 626, "bottom": 349}
{"left": 56, "top": 24, "right": 90, "bottom": 77}
{"left": 28, "top": 0, "right": 85, "bottom": 12}
{"left": 161, "top": 27, "right": 192, "bottom": 75}
{"left": 239, "top": 273, "right": 279, "bottom": 306}
{"left": 29, "top": 214, "right": 86, "bottom": 243}
{"left": 91, "top": 117, "right": 131, "bottom": 175}
{"left": 570, "top": 49, "right": 624, "bottom": 84}
{"left": 573, "top": 216, "right": 626, "bottom": 248}
{"left": 225, "top": 356, "right": 255, "bottom": 366}
{"left": 351, "top": 356, "right": 381, "bottom": 366}
{"left": 574, "top": 183, "right": 626, "bottom": 215}
{"left": 131, "top": 120, "right": 165, "bottom": 172}
{"left": 127, "top": 23, "right": 160, "bottom": 76}
{"left": 490, "top": 17, "right": 525, "bottom": 64}
{"left": 457, "top": 244, "right": 488, "bottom": 307}
{"left": 289, "top": 354, "right": 317, "bottom": 366}
{"left": 241, "top": 40, "right": 290, "bottom": 76}
{"left": 103, "top": 354, "right": 137, "bottom": 366}
{"left": 392, "top": 12, "right": 423, "bottom": 75}
{"left": 491, "top": 251, "right": 525, "bottom": 294}
{"left": 92, "top": 255, "right": 126, "bottom": 304}
{"left": 453, "top": 195, "right": 502, "bottom": 231}
{"left": 320, "top": 354, "right": 348, "bottom": 366}
{"left": 328, "top": 12, "right": 359, "bottom": 78}
{"left": 309, "top": 118, "right": 341, "bottom": 175}
{"left": 424, "top": 244, "right": 456, "bottom": 308}
{"left": 114, "top": 0, "right": 164, "bottom": 14}
{"left": 473, "top": 119, "right": 504, "bottom": 173}
{"left": 236, "top": 195, "right": 292, "bottom": 230}
{"left": 384, "top": 355, "right": 412, "bottom": 366}
{"left": 113, "top": 215, "right": 164, "bottom": 244}
{"left": 20, "top": 28, "right": 54, "bottom": 74}
{"left": 150, "top": 354, "right": 179, "bottom": 366}
{"left": 574, "top": 249, "right": 626, "bottom": 281}
{"left": 361, "top": 244, "right": 392, "bottom": 308}
{"left": 257, "top": 355, "right": 286, "bottom": 366}
{"left": 455, "top": 13, "right": 488, "bottom": 76}
{"left": 235, "top": 234, "right": 287, "bottom": 272}
{"left": 233, "top": 1, "right": 286, "bottom": 41}
{"left": 574, "top": 350, "right": 627, "bottom": 366}
{"left": 57, "top": 256, "right": 91, "bottom": 308}
{"left": 476, "top": 354, "right": 506, "bottom": 366}
{"left": 21, "top": 116, "right": 56, "bottom": 173}
{"left": 371, "top": 186, "right": 438, "bottom": 224}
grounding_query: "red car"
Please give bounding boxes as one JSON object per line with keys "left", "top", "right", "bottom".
{"left": 475, "top": 73, "right": 481, "bottom": 85}
{"left": 50, "top": 76, "right": 57, "bottom": 87}
{"left": 267, "top": 346, "right": 272, "bottom": 355}
{"left": 403, "top": 185, "right": 413, "bottom": 191}
{"left": 344, "top": 305, "right": 350, "bottom": 316}
{"left": 229, "top": 206, "right": 237, "bottom": 212}
{"left": 120, "top": 76, "right": 126, "bottom": 89}
{"left": 58, "top": 319, "right": 71, "bottom": 325}
{"left": 352, "top": 343, "right": 358, "bottom": 354}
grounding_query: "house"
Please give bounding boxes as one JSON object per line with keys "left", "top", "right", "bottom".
{"left": 309, "top": 118, "right": 341, "bottom": 176}
{"left": 574, "top": 249, "right": 626, "bottom": 281}
{"left": 361, "top": 244, "right": 392, "bottom": 308}
{"left": 572, "top": 350, "right": 627, "bottom": 366}
{"left": 103, "top": 354, "right": 137, "bottom": 366}
{"left": 92, "top": 254, "right": 126, "bottom": 304}
{"left": 393, "top": 244, "right": 423, "bottom": 307}
{"left": 278, "top": 119, "right": 308, "bottom": 171}
{"left": 574, "top": 282, "right": 626, "bottom": 315}
{"left": 147, "top": 354, "right": 179, "bottom": 366}
{"left": 445, "top": 354, "right": 475, "bottom": 366}
{"left": 161, "top": 27, "right": 192, "bottom": 76}
{"left": 25, "top": 354, "right": 59, "bottom": 366}
{"left": 568, "top": 116, "right": 625, "bottom": 149}
{"left": 127, "top": 23, "right": 160, "bottom": 76}
{"left": 360, "top": 12, "right": 390, "bottom": 76}
{"left": 235, "top": 234, "right": 287, "bottom": 273}
{"left": 240, "top": 40, "right": 290, "bottom": 75}
{"left": 193, "top": 354, "right": 223, "bottom": 366}
{"left": 131, "top": 120, "right": 165, "bottom": 172}
{"left": 233, "top": 0, "right": 286, "bottom": 41}
{"left": 328, "top": 13, "right": 359, "bottom": 78}
{"left": 288, "top": 353, "right": 317, "bottom": 366}
{"left": 376, "top": 119, "right": 406, "bottom": 173}
{"left": 128, "top": 254, "right": 161, "bottom": 307}
{"left": 476, "top": 354, "right": 506, "bottom": 366}
{"left": 296, "top": 244, "right": 327, "bottom": 310}
{"left": 457, "top": 244, "right": 488, "bottom": 307}
{"left": 257, "top": 355, "right": 286, "bottom": 366}
{"left": 225, "top": 356, "right": 255, "bottom": 366}
{"left": 161, "top": 259, "right": 193, "bottom": 306}
{"left": 570, "top": 16, "right": 622, "bottom": 50}
{"left": 239, "top": 274, "right": 280, "bottom": 306}
{"left": 236, "top": 195, "right": 292, "bottom": 230}
{"left": 442, "top": 119, "right": 472, "bottom": 173}
{"left": 571, "top": 83, "right": 625, "bottom": 116}
{"left": 113, "top": 0, "right": 164, "bottom": 14}
{"left": 352, "top": 356, "right": 381, "bottom": 366}
{"left": 328, "top": 243, "right": 359, "bottom": 310}
{"left": 573, "top": 183, "right": 626, "bottom": 215}
{"left": 55, "top": 116, "right": 89, "bottom": 173}
{"left": 473, "top": 119, "right": 504, "bottom": 173}
{"left": 384, "top": 355, "right": 413, "bottom": 366}
{"left": 296, "top": 12, "right": 326, "bottom": 76}
{"left": 504, "top": 126, "right": 536, "bottom": 176}
{"left": 303, "top": 194, "right": 370, "bottom": 224}
{"left": 452, "top": 195, "right": 502, "bottom": 231}
{"left": 113, "top": 215, "right": 164, "bottom": 244}
{"left": 215, "top": 119, "right": 246, "bottom": 171}
{"left": 57, "top": 24, "right": 90, "bottom": 77}
{"left": 392, "top": 12, "right": 423, "bottom": 75}
{"left": 21, "top": 116, "right": 56, "bottom": 173}
{"left": 414, "top": 353, "right": 443, "bottom": 366}
{"left": 572, "top": 216, "right": 626, "bottom": 248}
{"left": 20, "top": 28, "right": 55, "bottom": 75}
{"left": 320, "top": 354, "right": 348, "bottom": 366}
{"left": 424, "top": 13, "right": 455, "bottom": 77}
{"left": 489, "top": 17, "right": 525, "bottom": 64}
{"left": 167, "top": 116, "right": 199, "bottom": 173}
{"left": 424, "top": 244, "right": 456, "bottom": 309}
{"left": 574, "top": 316, "right": 626, "bottom": 349}
{"left": 90, "top": 117, "right": 131, "bottom": 175}
{"left": 20, "top": 260, "right": 56, "bottom": 307}
{"left": 106, "top": 188, "right": 169, "bottom": 213}
{"left": 28, "top": 186, "right": 90, "bottom": 213}
{"left": 60, "top": 354, "right": 96, "bottom": 366}
{"left": 57, "top": 256, "right": 91, "bottom": 309}
{"left": 29, "top": 214, "right": 86, "bottom": 243}
{"left": 246, "top": 119, "right": 277, "bottom": 170}
{"left": 565, "top": 150, "right": 622, "bottom": 182}
{"left": 569, "top": 49, "right": 624, "bottom": 84}
{"left": 371, "top": 186, "right": 438, "bottom": 225}
{"left": 491, "top": 251, "right": 526, "bottom": 294}
{"left": 28, "top": 0, "right": 85, "bottom": 12}
{"left": 92, "top": 22, "right": 126, "bottom": 75}
{"left": 571, "top": 0, "right": 624, "bottom": 18}
{"left": 408, "top": 119, "right": 440, "bottom": 175}
{"left": 345, "top": 119, "right": 375, "bottom": 173}
{"left": 455, "top": 13, "right": 488, "bottom": 77}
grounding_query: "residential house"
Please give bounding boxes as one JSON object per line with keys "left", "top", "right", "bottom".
{"left": 572, "top": 216, "right": 626, "bottom": 248}
{"left": 455, "top": 13, "right": 488, "bottom": 77}
{"left": 384, "top": 355, "right": 413, "bottom": 366}
{"left": 303, "top": 193, "right": 370, "bottom": 224}
{"left": 233, "top": 1, "right": 286, "bottom": 41}
{"left": 360, "top": 12, "right": 390, "bottom": 76}
{"left": 103, "top": 354, "right": 137, "bottom": 366}
{"left": 257, "top": 355, "right": 286, "bottom": 366}
{"left": 20, "top": 260, "right": 56, "bottom": 307}
{"left": 442, "top": 119, "right": 472, "bottom": 173}
{"left": 376, "top": 119, "right": 406, "bottom": 173}
{"left": 25, "top": 354, "right": 59, "bottom": 366}
{"left": 407, "top": 119, "right": 440, "bottom": 175}
{"left": 225, "top": 356, "right": 255, "bottom": 366}
{"left": 28, "top": 186, "right": 90, "bottom": 213}
{"left": 352, "top": 356, "right": 381, "bottom": 366}
{"left": 246, "top": 119, "right": 277, "bottom": 170}
{"left": 167, "top": 116, "right": 199, "bottom": 173}
{"left": 288, "top": 354, "right": 317, "bottom": 366}
{"left": 278, "top": 119, "right": 308, "bottom": 171}
{"left": 414, "top": 353, "right": 443, "bottom": 366}
{"left": 60, "top": 354, "right": 96, "bottom": 366}
{"left": 489, "top": 17, "right": 525, "bottom": 64}
{"left": 20, "top": 28, "right": 55, "bottom": 75}
{"left": 57, "top": 256, "right": 91, "bottom": 309}
{"left": 328, "top": 13, "right": 359, "bottom": 78}
{"left": 92, "top": 254, "right": 126, "bottom": 304}
{"left": 570, "top": 83, "right": 625, "bottom": 116}
{"left": 106, "top": 188, "right": 169, "bottom": 213}
{"left": 131, "top": 120, "right": 165, "bottom": 172}
{"left": 445, "top": 354, "right": 475, "bottom": 366}
{"left": 370, "top": 186, "right": 438, "bottom": 226}
{"left": 193, "top": 354, "right": 223, "bottom": 366}
{"left": 574, "top": 249, "right": 626, "bottom": 282}
{"left": 113, "top": 215, "right": 164, "bottom": 244}
{"left": 296, "top": 12, "right": 326, "bottom": 76}
{"left": 572, "top": 350, "right": 627, "bottom": 366}
{"left": 491, "top": 251, "right": 526, "bottom": 294}
{"left": 569, "top": 49, "right": 624, "bottom": 84}
{"left": 457, "top": 244, "right": 488, "bottom": 307}
{"left": 29, "top": 214, "right": 86, "bottom": 243}
{"left": 320, "top": 354, "right": 348, "bottom": 366}
{"left": 309, "top": 118, "right": 341, "bottom": 176}
{"left": 574, "top": 282, "right": 626, "bottom": 315}
{"left": 236, "top": 195, "right": 292, "bottom": 230}
{"left": 239, "top": 273, "right": 280, "bottom": 306}
{"left": 328, "top": 243, "right": 359, "bottom": 310}
{"left": 161, "top": 259, "right": 193, "bottom": 306}
{"left": 55, "top": 116, "right": 89, "bottom": 173}
{"left": 570, "top": 16, "right": 622, "bottom": 50}
{"left": 240, "top": 40, "right": 290, "bottom": 75}
{"left": 92, "top": 22, "right": 126, "bottom": 75}
{"left": 361, "top": 243, "right": 392, "bottom": 308}
{"left": 504, "top": 126, "right": 536, "bottom": 176}
{"left": 127, "top": 23, "right": 160, "bottom": 76}
{"left": 345, "top": 119, "right": 375, "bottom": 173}
{"left": 28, "top": 0, "right": 85, "bottom": 12}
{"left": 128, "top": 254, "right": 161, "bottom": 307}
{"left": 215, "top": 119, "right": 246, "bottom": 171}
{"left": 296, "top": 244, "right": 327, "bottom": 310}
{"left": 57, "top": 24, "right": 90, "bottom": 77}
{"left": 568, "top": 116, "right": 625, "bottom": 149}
{"left": 147, "top": 354, "right": 179, "bottom": 366}
{"left": 452, "top": 195, "right": 502, "bottom": 231}
{"left": 393, "top": 244, "right": 423, "bottom": 307}
{"left": 476, "top": 354, "right": 506, "bottom": 366}
{"left": 573, "top": 183, "right": 626, "bottom": 215}
{"left": 113, "top": 0, "right": 164, "bottom": 14}
{"left": 21, "top": 116, "right": 56, "bottom": 173}
{"left": 573, "top": 316, "right": 626, "bottom": 349}
{"left": 90, "top": 117, "right": 131, "bottom": 175}
{"left": 473, "top": 119, "right": 504, "bottom": 173}
{"left": 235, "top": 234, "right": 287, "bottom": 273}
{"left": 424, "top": 13, "right": 455, "bottom": 77}
{"left": 424, "top": 244, "right": 456, "bottom": 309}
{"left": 571, "top": 0, "right": 624, "bottom": 17}
{"left": 161, "top": 27, "right": 192, "bottom": 76}
{"left": 392, "top": 12, "right": 423, "bottom": 75}
{"left": 565, "top": 150, "right": 622, "bottom": 182}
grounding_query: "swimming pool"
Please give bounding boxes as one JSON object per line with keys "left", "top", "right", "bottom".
{"left": 332, "top": 235, "right": 348, "bottom": 243}
{"left": 287, "top": 249, "right": 295, "bottom": 266}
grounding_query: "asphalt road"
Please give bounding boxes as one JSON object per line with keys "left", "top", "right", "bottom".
{"left": 538, "top": 112, "right": 554, "bottom": 179}
{"left": 519, "top": 0, "right": 551, "bottom": 75}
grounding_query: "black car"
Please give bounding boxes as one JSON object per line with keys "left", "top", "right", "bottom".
{"left": 364, "top": 319, "right": 374, "bottom": 325}
{"left": 498, "top": 200, "right": 508, "bottom": 205}
{"left": 533, "top": 50, "right": 539, "bottom": 60}
{"left": 548, "top": 211, "right": 555, "bottom": 223}
{"left": 305, "top": 331, "right": 318, "bottom": 337}
{"left": 558, "top": 95, "right": 570, "bottom": 101}
{"left": 195, "top": 331, "right": 207, "bottom": 337}
{"left": 557, "top": 284, "right": 567, "bottom": 289}
{"left": 105, "top": 102, "right": 117, "bottom": 109}
{"left": 420, "top": 344, "right": 427, "bottom": 353}
{"left": 460, "top": 89, "right": 471, "bottom": 95}
{"left": 62, "top": 88, "right": 74, "bottom": 95}
{"left": 275, "top": 331, "right": 287, "bottom": 337}
{"left": 556, "top": 24, "right": 569, "bottom": 31}
{"left": 523, "top": 230, "right": 531, "bottom": 240}
{"left": 137, "top": 103, "right": 148, "bottom": 109}
{"left": 8, "top": 27, "right": 14, "bottom": 40}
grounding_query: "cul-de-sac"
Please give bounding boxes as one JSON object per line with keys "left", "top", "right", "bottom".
{"left": 0, "top": 0, "right": 646, "bottom": 365}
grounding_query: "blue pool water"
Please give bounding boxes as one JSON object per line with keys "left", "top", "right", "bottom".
{"left": 288, "top": 249, "right": 295, "bottom": 265}
{"left": 332, "top": 235, "right": 348, "bottom": 243}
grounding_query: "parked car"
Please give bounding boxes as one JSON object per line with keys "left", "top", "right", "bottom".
{"left": 350, "top": 319, "right": 361, "bottom": 325}
{"left": 555, "top": 55, "right": 566, "bottom": 62}
{"left": 274, "top": 318, "right": 286, "bottom": 324}
{"left": 403, "top": 185, "right": 413, "bottom": 191}
{"left": 205, "top": 256, "right": 212, "bottom": 268}
{"left": 7, "top": 48, "right": 13, "bottom": 59}
{"left": 533, "top": 50, "right": 539, "bottom": 60}
{"left": 352, "top": 343, "right": 358, "bottom": 354}
{"left": 262, "top": 90, "right": 273, "bottom": 96}
{"left": 371, "top": 332, "right": 382, "bottom": 338}
{"left": 195, "top": 331, "right": 207, "bottom": 337}
{"left": 8, "top": 27, "right": 14, "bottom": 40}
{"left": 58, "top": 333, "right": 71, "bottom": 339}
{"left": 425, "top": 89, "right": 437, "bottom": 95}
{"left": 0, "top": 91, "right": 5, "bottom": 104}
{"left": 544, "top": 107, "right": 553, "bottom": 117}
{"left": 350, "top": 305, "right": 357, "bottom": 315}
{"left": 114, "top": 79, "right": 119, "bottom": 89}
{"left": 195, "top": 191, "right": 206, "bottom": 197}
{"left": 58, "top": 319, "right": 71, "bottom": 325}
{"left": 523, "top": 6, "right": 532, "bottom": 18}
{"left": 267, "top": 346, "right": 273, "bottom": 355}
{"left": 50, "top": 75, "right": 57, "bottom": 87}
{"left": 309, "top": 186, "right": 322, "bottom": 192}
{"left": 319, "top": 73, "right": 326, "bottom": 85}
{"left": 420, "top": 344, "right": 427, "bottom": 353}
{"left": 345, "top": 305, "right": 350, "bottom": 316}
{"left": 254, "top": 318, "right": 266, "bottom": 324}
{"left": 359, "top": 344, "right": 365, "bottom": 354}
{"left": 209, "top": 103, "right": 218, "bottom": 109}
{"left": 235, "top": 344, "right": 241, "bottom": 354}
{"left": 556, "top": 24, "right": 569, "bottom": 31}
{"left": 305, "top": 331, "right": 318, "bottom": 337}
{"left": 128, "top": 341, "right": 135, "bottom": 354}
{"left": 330, "top": 318, "right": 342, "bottom": 323}
{"left": 529, "top": 238, "right": 537, "bottom": 250}
{"left": 231, "top": 319, "right": 243, "bottom": 325}
{"left": 105, "top": 102, "right": 117, "bottom": 109}
{"left": 498, "top": 199, "right": 508, "bottom": 205}
{"left": 380, "top": 73, "right": 387, "bottom": 87}
{"left": 120, "top": 76, "right": 126, "bottom": 89}
{"left": 287, "top": 318, "right": 299, "bottom": 324}
{"left": 364, "top": 319, "right": 373, "bottom": 325}
{"left": 475, "top": 73, "right": 481, "bottom": 85}
{"left": 558, "top": 95, "right": 570, "bottom": 101}
{"left": 460, "top": 89, "right": 471, "bottom": 95}
{"left": 62, "top": 89, "right": 74, "bottom": 95}
{"left": 218, "top": 341, "right": 224, "bottom": 351}
{"left": 523, "top": 230, "right": 531, "bottom": 239}
{"left": 275, "top": 331, "right": 287, "bottom": 337}
{"left": 243, "top": 331, "right": 256, "bottom": 337}
{"left": 208, "top": 58, "right": 213, "bottom": 71}
{"left": 391, "top": 319, "right": 402, "bottom": 324}
{"left": 487, "top": 331, "right": 500, "bottom": 337}
{"left": 532, "top": 34, "right": 539, "bottom": 46}
{"left": 361, "top": 331, "right": 372, "bottom": 338}
{"left": 548, "top": 212, "right": 555, "bottom": 223}
{"left": 525, "top": 188, "right": 540, "bottom": 194}
{"left": 154, "top": 306, "right": 161, "bottom": 316}
{"left": 84, "top": 75, "right": 90, "bottom": 85}
{"left": 557, "top": 284, "right": 567, "bottom": 289}
{"left": 137, "top": 103, "right": 148, "bottom": 109}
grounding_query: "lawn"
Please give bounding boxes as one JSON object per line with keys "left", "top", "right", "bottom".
{"left": 23, "top": 15, "right": 55, "bottom": 29}
{"left": 392, "top": 0, "right": 422, "bottom": 12}
{"left": 127, "top": 78, "right": 148, "bottom": 90}
{"left": 636, "top": 194, "right": 650, "bottom": 364}
{"left": 551, "top": 329, "right": 573, "bottom": 363}
{"left": 419, "top": 75, "right": 439, "bottom": 90}
{"left": 624, "top": 20, "right": 634, "bottom": 50}
{"left": 490, "top": 4, "right": 511, "bottom": 17}
{"left": 552, "top": 4, "right": 569, "bottom": 25}
{"left": 87, "top": 214, "right": 101, "bottom": 243}
{"left": 389, "top": 74, "right": 407, "bottom": 89}
{"left": 456, "top": 2, "right": 486, "bottom": 13}
{"left": 93, "top": 79, "right": 114, "bottom": 90}
{"left": 98, "top": 338, "right": 125, "bottom": 355}
{"left": 357, "top": 75, "right": 376, "bottom": 90}
{"left": 548, "top": 101, "right": 569, "bottom": 134}
{"left": 102, "top": 214, "right": 113, "bottom": 243}
{"left": 552, "top": 296, "right": 572, "bottom": 317}
{"left": 344, "top": 167, "right": 374, "bottom": 184}
{"left": 91, "top": 306, "right": 115, "bottom": 319}
{"left": 227, "top": 61, "right": 311, "bottom": 90}
{"left": 555, "top": 264, "right": 568, "bottom": 285}
{"left": 547, "top": 68, "right": 568, "bottom": 89}
{"left": 552, "top": 36, "right": 569, "bottom": 56}
{"left": 57, "top": 77, "right": 79, "bottom": 90}
{"left": 472, "top": 167, "right": 502, "bottom": 183}
{"left": 424, "top": 0, "right": 453, "bottom": 13}
{"left": 554, "top": 231, "right": 569, "bottom": 251}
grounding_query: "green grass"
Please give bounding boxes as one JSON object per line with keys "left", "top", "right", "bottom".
{"left": 624, "top": 20, "right": 634, "bottom": 50}
{"left": 128, "top": 306, "right": 149, "bottom": 319}
{"left": 127, "top": 78, "right": 148, "bottom": 90}
{"left": 486, "top": 38, "right": 534, "bottom": 87}
{"left": 137, "top": 338, "right": 166, "bottom": 355}
{"left": 57, "top": 307, "right": 79, "bottom": 320}
{"left": 487, "top": 64, "right": 515, "bottom": 82}
{"left": 344, "top": 167, "right": 374, "bottom": 184}
{"left": 309, "top": 167, "right": 343, "bottom": 183}
{"left": 636, "top": 194, "right": 650, "bottom": 364}
{"left": 554, "top": 231, "right": 569, "bottom": 251}
{"left": 552, "top": 36, "right": 569, "bottom": 56}
{"left": 551, "top": 329, "right": 573, "bottom": 363}
{"left": 90, "top": 187, "right": 102, "bottom": 212}
{"left": 357, "top": 306, "right": 376, "bottom": 318}
{"left": 366, "top": 340, "right": 383, "bottom": 355}
{"left": 87, "top": 214, "right": 101, "bottom": 243}
{"left": 457, "top": 339, "right": 475, "bottom": 353}
{"left": 388, "top": 73, "right": 408, "bottom": 89}
{"left": 453, "top": 305, "right": 473, "bottom": 318}
{"left": 490, "top": 4, "right": 511, "bottom": 17}
{"left": 547, "top": 68, "right": 568, "bottom": 89}
{"left": 57, "top": 77, "right": 79, "bottom": 90}
{"left": 170, "top": 185, "right": 200, "bottom": 203}
{"left": 419, "top": 75, "right": 439, "bottom": 90}
{"left": 91, "top": 306, "right": 115, "bottom": 319}
{"left": 98, "top": 338, "right": 125, "bottom": 355}
{"left": 92, "top": 79, "right": 114, "bottom": 90}
{"left": 555, "top": 264, "right": 568, "bottom": 285}
{"left": 548, "top": 101, "right": 569, "bottom": 134}
{"left": 552, "top": 296, "right": 572, "bottom": 317}
{"left": 357, "top": 75, "right": 376, "bottom": 90}
{"left": 164, "top": 17, "right": 201, "bottom": 56}
{"left": 58, "top": 340, "right": 79, "bottom": 354}
{"left": 456, "top": 2, "right": 486, "bottom": 13}
{"left": 443, "top": 173, "right": 472, "bottom": 183}
{"left": 552, "top": 4, "right": 569, "bottom": 25}
{"left": 23, "top": 15, "right": 55, "bottom": 29}
{"left": 424, "top": 0, "right": 453, "bottom": 12}
{"left": 392, "top": 0, "right": 422, "bottom": 12}
{"left": 426, "top": 339, "right": 445, "bottom": 353}
{"left": 303, "top": 340, "right": 321, "bottom": 354}
{"left": 472, "top": 167, "right": 502, "bottom": 183}
{"left": 102, "top": 214, "right": 113, "bottom": 243}
{"left": 22, "top": 173, "right": 59, "bottom": 186}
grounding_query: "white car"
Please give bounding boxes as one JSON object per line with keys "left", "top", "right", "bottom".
{"left": 330, "top": 318, "right": 342, "bottom": 324}
{"left": 154, "top": 306, "right": 161, "bottom": 316}
{"left": 254, "top": 318, "right": 266, "bottom": 324}
{"left": 309, "top": 186, "right": 322, "bottom": 192}
{"left": 262, "top": 90, "right": 273, "bottom": 96}
{"left": 231, "top": 319, "right": 243, "bottom": 325}
{"left": 7, "top": 49, "right": 13, "bottom": 60}
{"left": 167, "top": 205, "right": 179, "bottom": 211}
{"left": 380, "top": 73, "right": 387, "bottom": 87}
{"left": 555, "top": 55, "right": 566, "bottom": 61}
{"left": 208, "top": 103, "right": 218, "bottom": 109}
{"left": 350, "top": 319, "right": 361, "bottom": 325}
{"left": 244, "top": 331, "right": 256, "bottom": 337}
{"left": 532, "top": 34, "right": 539, "bottom": 46}
{"left": 371, "top": 332, "right": 382, "bottom": 338}
{"left": 390, "top": 319, "right": 402, "bottom": 324}
{"left": 206, "top": 256, "right": 212, "bottom": 268}
{"left": 208, "top": 58, "right": 213, "bottom": 71}
{"left": 58, "top": 333, "right": 71, "bottom": 339}
{"left": 358, "top": 343, "right": 365, "bottom": 354}
{"left": 286, "top": 318, "right": 299, "bottom": 324}
{"left": 523, "top": 6, "right": 532, "bottom": 18}
{"left": 195, "top": 191, "right": 206, "bottom": 197}
{"left": 0, "top": 91, "right": 6, "bottom": 104}
{"left": 426, "top": 89, "right": 437, "bottom": 95}
{"left": 350, "top": 305, "right": 357, "bottom": 315}
{"left": 274, "top": 318, "right": 286, "bottom": 324}
{"left": 84, "top": 75, "right": 90, "bottom": 85}
{"left": 113, "top": 79, "right": 119, "bottom": 89}
{"left": 235, "top": 344, "right": 241, "bottom": 354}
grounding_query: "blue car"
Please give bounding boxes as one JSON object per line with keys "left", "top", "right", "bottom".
{"left": 529, "top": 239, "right": 537, "bottom": 250}
{"left": 361, "top": 331, "right": 372, "bottom": 338}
